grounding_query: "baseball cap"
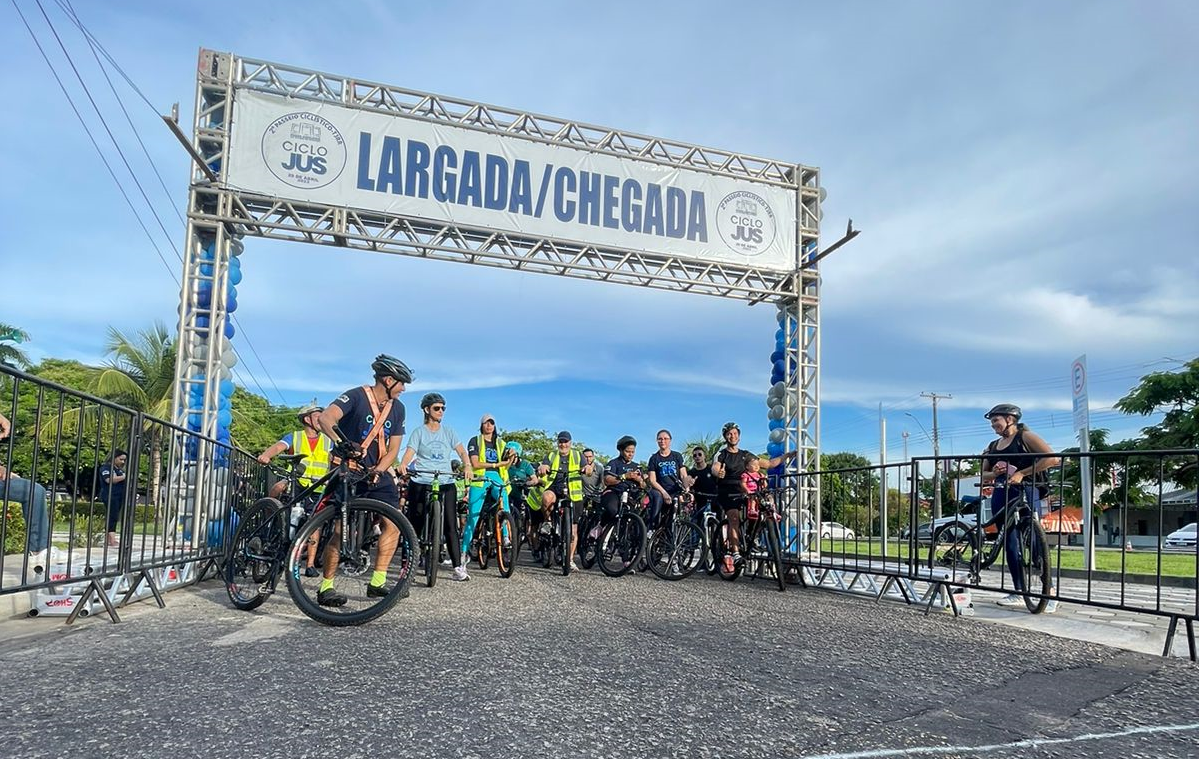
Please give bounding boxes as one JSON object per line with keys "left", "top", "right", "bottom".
{"left": 556, "top": 430, "right": 572, "bottom": 442}
{"left": 480, "top": 413, "right": 496, "bottom": 425}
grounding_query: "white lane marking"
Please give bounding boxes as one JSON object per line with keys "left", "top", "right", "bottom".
{"left": 799, "top": 722, "right": 1199, "bottom": 759}
{"left": 211, "top": 615, "right": 292, "bottom": 647}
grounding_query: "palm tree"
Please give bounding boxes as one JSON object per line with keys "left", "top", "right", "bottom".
{"left": 0, "top": 323, "right": 32, "bottom": 369}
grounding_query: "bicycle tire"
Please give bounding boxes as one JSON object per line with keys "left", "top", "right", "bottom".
{"left": 477, "top": 514, "right": 492, "bottom": 571}
{"left": 496, "top": 511, "right": 517, "bottom": 578}
{"left": 426, "top": 498, "right": 442, "bottom": 588}
{"left": 647, "top": 520, "right": 706, "bottom": 581}
{"left": 1022, "top": 516, "right": 1051, "bottom": 614}
{"left": 928, "top": 521, "right": 978, "bottom": 584}
{"left": 578, "top": 509, "right": 599, "bottom": 569}
{"left": 225, "top": 497, "right": 287, "bottom": 611}
{"left": 286, "top": 498, "right": 417, "bottom": 627}
{"left": 561, "top": 502, "right": 573, "bottom": 576}
{"left": 597, "top": 512, "right": 646, "bottom": 578}
{"left": 764, "top": 520, "right": 786, "bottom": 592}
{"left": 704, "top": 518, "right": 719, "bottom": 575}
{"left": 715, "top": 518, "right": 744, "bottom": 581}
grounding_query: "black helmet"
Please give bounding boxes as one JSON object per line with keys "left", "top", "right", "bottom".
{"left": 371, "top": 354, "right": 413, "bottom": 383}
{"left": 616, "top": 435, "right": 637, "bottom": 451}
{"left": 984, "top": 403, "right": 1022, "bottom": 421}
{"left": 296, "top": 404, "right": 323, "bottom": 424}
{"left": 722, "top": 421, "right": 740, "bottom": 438}
{"left": 420, "top": 392, "right": 445, "bottom": 409}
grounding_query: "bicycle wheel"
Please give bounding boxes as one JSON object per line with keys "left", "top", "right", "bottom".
{"left": 286, "top": 498, "right": 417, "bottom": 627}
{"left": 425, "top": 498, "right": 442, "bottom": 588}
{"left": 647, "top": 520, "right": 706, "bottom": 581}
{"left": 496, "top": 511, "right": 518, "bottom": 578}
{"left": 560, "top": 502, "right": 573, "bottom": 576}
{"left": 597, "top": 512, "right": 646, "bottom": 578}
{"left": 578, "top": 509, "right": 599, "bottom": 569}
{"left": 764, "top": 520, "right": 786, "bottom": 592}
{"left": 704, "top": 518, "right": 719, "bottom": 575}
{"left": 928, "top": 522, "right": 978, "bottom": 583}
{"left": 477, "top": 514, "right": 492, "bottom": 571}
{"left": 1021, "top": 516, "right": 1051, "bottom": 614}
{"left": 225, "top": 498, "right": 287, "bottom": 611}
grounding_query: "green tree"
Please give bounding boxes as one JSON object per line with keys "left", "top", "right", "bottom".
{"left": 0, "top": 323, "right": 32, "bottom": 369}
{"left": 683, "top": 431, "right": 722, "bottom": 460}
{"left": 230, "top": 388, "right": 298, "bottom": 454}
{"left": 1115, "top": 357, "right": 1199, "bottom": 486}
{"left": 4, "top": 359, "right": 104, "bottom": 490}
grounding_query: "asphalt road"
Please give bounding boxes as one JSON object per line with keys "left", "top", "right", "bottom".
{"left": 2, "top": 559, "right": 1197, "bottom": 759}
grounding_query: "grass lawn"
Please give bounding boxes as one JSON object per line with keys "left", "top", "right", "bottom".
{"left": 817, "top": 538, "right": 1197, "bottom": 578}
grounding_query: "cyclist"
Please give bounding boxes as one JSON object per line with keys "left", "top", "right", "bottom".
{"left": 314, "top": 354, "right": 411, "bottom": 607}
{"left": 687, "top": 446, "right": 718, "bottom": 517}
{"left": 601, "top": 435, "right": 645, "bottom": 524}
{"left": 580, "top": 448, "right": 604, "bottom": 505}
{"left": 256, "top": 404, "right": 330, "bottom": 577}
{"left": 710, "top": 421, "right": 796, "bottom": 573}
{"left": 646, "top": 429, "right": 687, "bottom": 530}
{"left": 981, "top": 403, "right": 1060, "bottom": 612}
{"left": 461, "top": 413, "right": 512, "bottom": 580}
{"left": 398, "top": 393, "right": 471, "bottom": 582}
{"left": 538, "top": 431, "right": 591, "bottom": 568}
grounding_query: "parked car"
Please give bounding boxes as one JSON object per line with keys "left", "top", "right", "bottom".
{"left": 820, "top": 522, "right": 855, "bottom": 540}
{"left": 900, "top": 495, "right": 994, "bottom": 544}
{"left": 1164, "top": 523, "right": 1197, "bottom": 549}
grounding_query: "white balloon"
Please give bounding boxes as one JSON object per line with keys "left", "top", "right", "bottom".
{"left": 769, "top": 428, "right": 787, "bottom": 443}
{"left": 230, "top": 238, "right": 244, "bottom": 256}
{"left": 194, "top": 344, "right": 209, "bottom": 362}
{"left": 768, "top": 404, "right": 785, "bottom": 421}
{"left": 221, "top": 349, "right": 238, "bottom": 368}
{"left": 220, "top": 366, "right": 232, "bottom": 381}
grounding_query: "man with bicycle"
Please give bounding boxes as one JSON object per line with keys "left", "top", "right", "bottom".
{"left": 711, "top": 422, "right": 796, "bottom": 574}
{"left": 538, "top": 431, "right": 592, "bottom": 569}
{"left": 398, "top": 393, "right": 471, "bottom": 582}
{"left": 314, "top": 354, "right": 412, "bottom": 607}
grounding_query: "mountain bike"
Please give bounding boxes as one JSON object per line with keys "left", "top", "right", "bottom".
{"left": 711, "top": 490, "right": 786, "bottom": 591}
{"left": 226, "top": 445, "right": 418, "bottom": 625}
{"left": 466, "top": 478, "right": 519, "bottom": 578}
{"left": 928, "top": 480, "right": 1051, "bottom": 614}
{"left": 576, "top": 494, "right": 603, "bottom": 570}
{"left": 646, "top": 488, "right": 707, "bottom": 581}
{"left": 406, "top": 468, "right": 456, "bottom": 588}
{"left": 538, "top": 492, "right": 575, "bottom": 577}
{"left": 596, "top": 485, "right": 647, "bottom": 578}
{"left": 691, "top": 491, "right": 721, "bottom": 575}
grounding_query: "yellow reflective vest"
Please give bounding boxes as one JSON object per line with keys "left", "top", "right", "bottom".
{"left": 546, "top": 450, "right": 583, "bottom": 503}
{"left": 293, "top": 430, "right": 332, "bottom": 487}
{"left": 472, "top": 434, "right": 508, "bottom": 488}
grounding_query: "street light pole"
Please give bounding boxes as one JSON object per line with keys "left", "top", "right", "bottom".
{"left": 920, "top": 392, "right": 952, "bottom": 520}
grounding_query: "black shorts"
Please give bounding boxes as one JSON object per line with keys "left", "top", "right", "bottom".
{"left": 717, "top": 487, "right": 745, "bottom": 514}
{"left": 528, "top": 506, "right": 547, "bottom": 527}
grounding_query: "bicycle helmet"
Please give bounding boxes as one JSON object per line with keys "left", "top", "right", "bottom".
{"left": 616, "top": 435, "right": 637, "bottom": 451}
{"left": 507, "top": 441, "right": 523, "bottom": 457}
{"left": 420, "top": 392, "right": 445, "bottom": 409}
{"left": 371, "top": 354, "right": 413, "bottom": 383}
{"left": 296, "top": 404, "right": 322, "bottom": 424}
{"left": 984, "top": 403, "right": 1022, "bottom": 421}
{"left": 722, "top": 421, "right": 740, "bottom": 438}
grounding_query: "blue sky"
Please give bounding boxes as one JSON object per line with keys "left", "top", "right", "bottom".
{"left": 2, "top": 0, "right": 1196, "bottom": 463}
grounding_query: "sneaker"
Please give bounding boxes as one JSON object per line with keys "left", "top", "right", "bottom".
{"left": 731, "top": 552, "right": 742, "bottom": 566}
{"left": 451, "top": 565, "right": 470, "bottom": 582}
{"left": 440, "top": 558, "right": 453, "bottom": 567}
{"left": 366, "top": 582, "right": 394, "bottom": 598}
{"left": 996, "top": 593, "right": 1023, "bottom": 607}
{"left": 1044, "top": 600, "right": 1059, "bottom": 614}
{"left": 317, "top": 587, "right": 348, "bottom": 607}
{"left": 304, "top": 566, "right": 320, "bottom": 578}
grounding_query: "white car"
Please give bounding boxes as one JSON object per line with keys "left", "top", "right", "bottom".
{"left": 1164, "top": 523, "right": 1197, "bottom": 549}
{"left": 820, "top": 522, "right": 856, "bottom": 540}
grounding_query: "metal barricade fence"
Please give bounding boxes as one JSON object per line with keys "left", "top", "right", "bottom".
{"left": 1, "top": 364, "right": 270, "bottom": 622}
{"left": 770, "top": 451, "right": 1197, "bottom": 659}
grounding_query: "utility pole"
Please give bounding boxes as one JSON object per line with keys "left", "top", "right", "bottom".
{"left": 921, "top": 392, "right": 952, "bottom": 520}
{"left": 879, "top": 404, "right": 887, "bottom": 555}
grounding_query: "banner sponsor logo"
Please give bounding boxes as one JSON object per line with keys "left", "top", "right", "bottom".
{"left": 261, "top": 111, "right": 347, "bottom": 189}
{"left": 228, "top": 91, "right": 798, "bottom": 272}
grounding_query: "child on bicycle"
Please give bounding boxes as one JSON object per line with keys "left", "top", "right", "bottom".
{"left": 740, "top": 457, "right": 766, "bottom": 520}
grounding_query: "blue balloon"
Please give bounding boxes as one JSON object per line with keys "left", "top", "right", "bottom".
{"left": 186, "top": 438, "right": 199, "bottom": 457}
{"left": 227, "top": 293, "right": 238, "bottom": 313}
{"left": 207, "top": 520, "right": 224, "bottom": 547}
{"left": 216, "top": 428, "right": 231, "bottom": 443}
{"left": 199, "top": 263, "right": 214, "bottom": 278}
{"left": 767, "top": 441, "right": 784, "bottom": 457}
{"left": 218, "top": 396, "right": 232, "bottom": 412}
{"left": 770, "top": 349, "right": 783, "bottom": 363}
{"left": 768, "top": 419, "right": 784, "bottom": 430}
{"left": 224, "top": 320, "right": 235, "bottom": 339}
{"left": 774, "top": 328, "right": 784, "bottom": 343}
{"left": 196, "top": 315, "right": 210, "bottom": 328}
{"left": 228, "top": 267, "right": 243, "bottom": 286}
{"left": 770, "top": 369, "right": 784, "bottom": 384}
{"left": 199, "top": 243, "right": 215, "bottom": 262}
{"left": 773, "top": 359, "right": 785, "bottom": 375}
{"left": 218, "top": 409, "right": 233, "bottom": 427}
{"left": 219, "top": 379, "right": 235, "bottom": 397}
{"left": 196, "top": 286, "right": 211, "bottom": 309}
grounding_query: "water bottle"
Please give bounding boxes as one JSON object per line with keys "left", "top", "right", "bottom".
{"left": 289, "top": 504, "right": 305, "bottom": 540}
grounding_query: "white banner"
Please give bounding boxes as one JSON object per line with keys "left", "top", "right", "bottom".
{"left": 225, "top": 91, "right": 798, "bottom": 272}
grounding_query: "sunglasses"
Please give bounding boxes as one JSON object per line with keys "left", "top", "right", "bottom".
{"left": 430, "top": 405, "right": 445, "bottom": 411}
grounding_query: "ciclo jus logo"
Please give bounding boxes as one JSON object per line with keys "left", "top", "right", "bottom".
{"left": 716, "top": 191, "right": 777, "bottom": 256}
{"left": 261, "top": 111, "right": 347, "bottom": 189}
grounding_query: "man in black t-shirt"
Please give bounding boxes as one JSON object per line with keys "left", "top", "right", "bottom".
{"left": 314, "top": 354, "right": 412, "bottom": 607}
{"left": 687, "top": 447, "right": 718, "bottom": 514}
{"left": 710, "top": 421, "right": 796, "bottom": 574}
{"left": 646, "top": 429, "right": 687, "bottom": 529}
{"left": 601, "top": 436, "right": 644, "bottom": 522}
